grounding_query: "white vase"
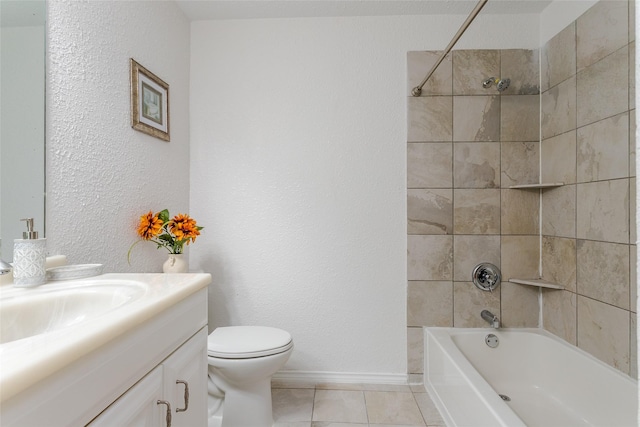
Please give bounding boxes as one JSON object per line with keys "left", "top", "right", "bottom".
{"left": 163, "top": 253, "right": 188, "bottom": 273}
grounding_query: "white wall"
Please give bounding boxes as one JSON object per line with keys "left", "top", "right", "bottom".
{"left": 1, "top": 25, "right": 45, "bottom": 261}
{"left": 190, "top": 14, "right": 540, "bottom": 376}
{"left": 46, "top": 0, "right": 190, "bottom": 273}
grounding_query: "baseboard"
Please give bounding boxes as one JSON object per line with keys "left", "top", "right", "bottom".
{"left": 272, "top": 370, "right": 408, "bottom": 386}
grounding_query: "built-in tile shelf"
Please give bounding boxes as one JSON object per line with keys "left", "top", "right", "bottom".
{"left": 509, "top": 183, "right": 565, "bottom": 189}
{"left": 508, "top": 278, "right": 564, "bottom": 290}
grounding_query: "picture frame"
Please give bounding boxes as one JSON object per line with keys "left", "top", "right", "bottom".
{"left": 130, "top": 58, "right": 170, "bottom": 141}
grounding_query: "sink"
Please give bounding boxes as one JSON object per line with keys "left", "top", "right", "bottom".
{"left": 0, "top": 282, "right": 146, "bottom": 344}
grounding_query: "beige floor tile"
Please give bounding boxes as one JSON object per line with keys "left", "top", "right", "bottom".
{"left": 311, "top": 423, "right": 367, "bottom": 427}
{"left": 316, "top": 383, "right": 366, "bottom": 391}
{"left": 273, "top": 388, "right": 315, "bottom": 422}
{"left": 312, "top": 390, "right": 368, "bottom": 424}
{"left": 413, "top": 393, "right": 445, "bottom": 426}
{"left": 364, "top": 391, "right": 425, "bottom": 426}
{"left": 275, "top": 423, "right": 312, "bottom": 427}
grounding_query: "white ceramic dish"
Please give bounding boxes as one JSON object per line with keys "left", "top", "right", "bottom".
{"left": 47, "top": 264, "right": 104, "bottom": 281}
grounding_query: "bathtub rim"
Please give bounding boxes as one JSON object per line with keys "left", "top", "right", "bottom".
{"left": 424, "top": 327, "right": 527, "bottom": 427}
{"left": 423, "top": 327, "right": 638, "bottom": 427}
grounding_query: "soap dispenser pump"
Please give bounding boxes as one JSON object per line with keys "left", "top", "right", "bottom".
{"left": 13, "top": 218, "right": 47, "bottom": 287}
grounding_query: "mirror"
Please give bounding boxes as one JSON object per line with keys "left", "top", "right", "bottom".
{"left": 0, "top": 0, "right": 46, "bottom": 261}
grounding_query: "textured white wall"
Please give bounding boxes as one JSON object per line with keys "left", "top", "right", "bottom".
{"left": 189, "top": 14, "right": 540, "bottom": 375}
{"left": 46, "top": 0, "right": 190, "bottom": 273}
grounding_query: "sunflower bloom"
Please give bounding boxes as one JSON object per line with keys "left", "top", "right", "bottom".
{"left": 168, "top": 214, "right": 201, "bottom": 244}
{"left": 137, "top": 211, "right": 163, "bottom": 240}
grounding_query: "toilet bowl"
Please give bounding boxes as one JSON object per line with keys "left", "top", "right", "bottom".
{"left": 207, "top": 326, "right": 293, "bottom": 427}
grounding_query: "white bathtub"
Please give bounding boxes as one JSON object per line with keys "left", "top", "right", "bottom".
{"left": 424, "top": 328, "right": 638, "bottom": 427}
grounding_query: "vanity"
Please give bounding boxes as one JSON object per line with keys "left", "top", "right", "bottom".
{"left": 0, "top": 273, "right": 210, "bottom": 426}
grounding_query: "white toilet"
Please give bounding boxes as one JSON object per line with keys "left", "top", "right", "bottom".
{"left": 207, "top": 326, "right": 293, "bottom": 427}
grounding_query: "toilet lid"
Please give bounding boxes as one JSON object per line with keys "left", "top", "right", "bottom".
{"left": 207, "top": 326, "right": 293, "bottom": 359}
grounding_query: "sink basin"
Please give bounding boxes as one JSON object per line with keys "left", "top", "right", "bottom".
{"left": 0, "top": 282, "right": 146, "bottom": 344}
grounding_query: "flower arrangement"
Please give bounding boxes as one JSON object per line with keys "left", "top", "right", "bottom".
{"left": 128, "top": 209, "right": 203, "bottom": 262}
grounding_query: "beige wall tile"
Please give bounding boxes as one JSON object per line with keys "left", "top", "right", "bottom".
{"left": 501, "top": 235, "right": 539, "bottom": 280}
{"left": 407, "top": 143, "right": 452, "bottom": 188}
{"left": 407, "top": 327, "right": 424, "bottom": 374}
{"left": 542, "top": 289, "right": 577, "bottom": 345}
{"left": 630, "top": 109, "right": 636, "bottom": 177}
{"left": 630, "top": 313, "right": 637, "bottom": 378}
{"left": 630, "top": 42, "right": 635, "bottom": 110}
{"left": 577, "top": 295, "right": 630, "bottom": 373}
{"left": 541, "top": 76, "right": 577, "bottom": 139}
{"left": 407, "top": 51, "right": 452, "bottom": 96}
{"left": 500, "top": 49, "right": 540, "bottom": 95}
{"left": 577, "top": 239, "right": 630, "bottom": 309}
{"left": 501, "top": 282, "right": 539, "bottom": 327}
{"left": 541, "top": 185, "right": 577, "bottom": 238}
{"left": 576, "top": 0, "right": 628, "bottom": 71}
{"left": 541, "top": 23, "right": 576, "bottom": 92}
{"left": 630, "top": 0, "right": 635, "bottom": 42}
{"left": 576, "top": 179, "right": 629, "bottom": 243}
{"left": 577, "top": 47, "right": 628, "bottom": 128}
{"left": 408, "top": 96, "right": 453, "bottom": 142}
{"left": 541, "top": 131, "right": 577, "bottom": 184}
{"left": 407, "top": 235, "right": 453, "bottom": 280}
{"left": 453, "top": 235, "right": 500, "bottom": 282}
{"left": 542, "top": 236, "right": 577, "bottom": 292}
{"left": 631, "top": 245, "right": 637, "bottom": 313}
{"left": 453, "top": 96, "right": 500, "bottom": 142}
{"left": 453, "top": 142, "right": 500, "bottom": 188}
{"left": 501, "top": 95, "right": 540, "bottom": 142}
{"left": 501, "top": 189, "right": 539, "bottom": 235}
{"left": 631, "top": 178, "right": 636, "bottom": 244}
{"left": 407, "top": 189, "right": 453, "bottom": 235}
{"left": 501, "top": 141, "right": 539, "bottom": 187}
{"left": 452, "top": 50, "right": 499, "bottom": 96}
{"left": 453, "top": 282, "right": 501, "bottom": 327}
{"left": 407, "top": 281, "right": 453, "bottom": 326}
{"left": 577, "top": 112, "right": 629, "bottom": 182}
{"left": 453, "top": 189, "right": 500, "bottom": 234}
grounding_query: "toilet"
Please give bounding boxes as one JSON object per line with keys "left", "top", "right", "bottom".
{"left": 207, "top": 326, "right": 293, "bottom": 427}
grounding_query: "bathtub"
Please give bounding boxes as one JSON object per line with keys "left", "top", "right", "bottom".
{"left": 424, "top": 328, "right": 638, "bottom": 427}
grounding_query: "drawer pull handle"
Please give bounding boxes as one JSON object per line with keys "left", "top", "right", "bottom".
{"left": 176, "top": 380, "right": 189, "bottom": 412}
{"left": 157, "top": 400, "right": 172, "bottom": 427}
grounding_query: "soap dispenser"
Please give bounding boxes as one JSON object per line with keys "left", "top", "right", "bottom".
{"left": 13, "top": 218, "right": 47, "bottom": 287}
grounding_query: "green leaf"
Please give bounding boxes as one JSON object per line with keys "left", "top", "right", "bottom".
{"left": 158, "top": 209, "right": 170, "bottom": 223}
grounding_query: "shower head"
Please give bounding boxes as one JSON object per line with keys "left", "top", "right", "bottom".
{"left": 482, "top": 77, "right": 510, "bottom": 92}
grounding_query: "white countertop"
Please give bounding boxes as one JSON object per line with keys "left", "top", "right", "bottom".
{"left": 0, "top": 273, "right": 211, "bottom": 402}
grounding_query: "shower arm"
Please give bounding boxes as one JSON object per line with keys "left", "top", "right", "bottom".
{"left": 411, "top": 0, "right": 488, "bottom": 97}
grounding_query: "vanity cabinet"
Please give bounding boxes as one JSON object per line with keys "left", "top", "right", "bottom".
{"left": 1, "top": 285, "right": 208, "bottom": 427}
{"left": 89, "top": 327, "right": 207, "bottom": 427}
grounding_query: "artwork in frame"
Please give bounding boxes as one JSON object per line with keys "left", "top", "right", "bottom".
{"left": 130, "top": 58, "right": 170, "bottom": 141}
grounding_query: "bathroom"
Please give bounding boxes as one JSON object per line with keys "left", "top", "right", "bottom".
{"left": 0, "top": 0, "right": 637, "bottom": 425}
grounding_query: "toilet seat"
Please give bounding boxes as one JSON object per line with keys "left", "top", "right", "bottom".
{"left": 207, "top": 326, "right": 293, "bottom": 359}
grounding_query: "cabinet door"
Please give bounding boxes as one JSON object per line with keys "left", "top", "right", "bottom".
{"left": 88, "top": 366, "right": 166, "bottom": 427}
{"left": 163, "top": 327, "right": 208, "bottom": 427}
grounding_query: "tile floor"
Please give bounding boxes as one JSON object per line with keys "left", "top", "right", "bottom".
{"left": 271, "top": 382, "right": 446, "bottom": 427}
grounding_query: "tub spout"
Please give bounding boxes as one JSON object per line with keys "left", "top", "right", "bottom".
{"left": 481, "top": 310, "right": 500, "bottom": 328}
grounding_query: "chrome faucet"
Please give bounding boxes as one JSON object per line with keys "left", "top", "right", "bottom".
{"left": 0, "top": 258, "right": 12, "bottom": 275}
{"left": 481, "top": 310, "right": 500, "bottom": 329}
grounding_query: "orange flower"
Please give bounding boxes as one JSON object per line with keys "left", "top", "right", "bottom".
{"left": 137, "top": 211, "right": 163, "bottom": 240}
{"left": 168, "top": 213, "right": 200, "bottom": 244}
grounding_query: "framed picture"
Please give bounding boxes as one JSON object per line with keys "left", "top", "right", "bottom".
{"left": 130, "top": 58, "right": 170, "bottom": 141}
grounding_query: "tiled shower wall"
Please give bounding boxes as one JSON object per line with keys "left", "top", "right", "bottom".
{"left": 407, "top": 0, "right": 637, "bottom": 379}
{"left": 406, "top": 49, "right": 541, "bottom": 376}
{"left": 539, "top": 0, "right": 637, "bottom": 377}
